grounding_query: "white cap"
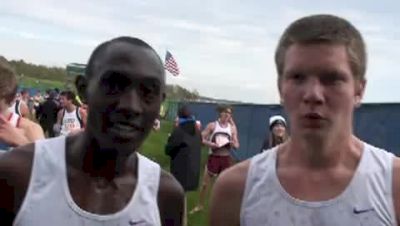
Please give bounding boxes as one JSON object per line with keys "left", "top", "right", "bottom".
{"left": 269, "top": 115, "right": 286, "bottom": 128}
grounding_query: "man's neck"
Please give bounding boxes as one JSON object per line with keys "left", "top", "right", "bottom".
{"left": 70, "top": 132, "right": 138, "bottom": 181}
{"left": 65, "top": 104, "right": 76, "bottom": 113}
{"left": 218, "top": 119, "right": 229, "bottom": 126}
{"left": 286, "top": 133, "right": 360, "bottom": 169}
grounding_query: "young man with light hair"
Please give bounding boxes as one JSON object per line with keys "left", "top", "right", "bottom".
{"left": 0, "top": 57, "right": 44, "bottom": 152}
{"left": 210, "top": 14, "right": 400, "bottom": 225}
{"left": 190, "top": 105, "right": 239, "bottom": 214}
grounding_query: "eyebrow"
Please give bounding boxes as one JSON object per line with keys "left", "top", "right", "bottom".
{"left": 101, "top": 69, "right": 162, "bottom": 83}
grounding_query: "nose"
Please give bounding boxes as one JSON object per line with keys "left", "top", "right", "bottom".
{"left": 117, "top": 89, "right": 143, "bottom": 114}
{"left": 303, "top": 77, "right": 324, "bottom": 105}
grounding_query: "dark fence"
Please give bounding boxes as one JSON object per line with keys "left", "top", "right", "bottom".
{"left": 183, "top": 102, "right": 400, "bottom": 160}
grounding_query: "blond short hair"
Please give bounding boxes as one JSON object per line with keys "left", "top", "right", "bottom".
{"left": 275, "top": 14, "right": 367, "bottom": 81}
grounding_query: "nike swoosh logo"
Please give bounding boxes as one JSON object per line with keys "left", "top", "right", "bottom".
{"left": 353, "top": 208, "right": 374, "bottom": 214}
{"left": 129, "top": 220, "right": 147, "bottom": 225}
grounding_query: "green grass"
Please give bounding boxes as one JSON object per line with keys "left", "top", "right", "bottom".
{"left": 141, "top": 120, "right": 211, "bottom": 226}
{"left": 17, "top": 76, "right": 66, "bottom": 90}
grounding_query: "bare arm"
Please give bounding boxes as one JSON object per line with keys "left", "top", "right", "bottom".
{"left": 0, "top": 144, "right": 35, "bottom": 225}
{"left": 201, "top": 122, "right": 217, "bottom": 149}
{"left": 55, "top": 109, "right": 63, "bottom": 128}
{"left": 230, "top": 124, "right": 240, "bottom": 149}
{"left": 52, "top": 109, "right": 64, "bottom": 136}
{"left": 158, "top": 170, "right": 185, "bottom": 226}
{"left": 79, "top": 108, "right": 87, "bottom": 128}
{"left": 209, "top": 160, "right": 250, "bottom": 226}
{"left": 392, "top": 157, "right": 400, "bottom": 225}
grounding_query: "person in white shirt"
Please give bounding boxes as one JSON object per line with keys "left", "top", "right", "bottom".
{"left": 0, "top": 37, "right": 184, "bottom": 226}
{"left": 210, "top": 14, "right": 400, "bottom": 226}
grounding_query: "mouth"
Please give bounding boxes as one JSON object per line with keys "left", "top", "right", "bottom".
{"left": 107, "top": 121, "right": 144, "bottom": 140}
{"left": 304, "top": 112, "right": 324, "bottom": 120}
{"left": 302, "top": 113, "right": 326, "bottom": 128}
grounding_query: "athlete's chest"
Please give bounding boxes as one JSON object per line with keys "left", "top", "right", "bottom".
{"left": 67, "top": 169, "right": 138, "bottom": 214}
{"left": 276, "top": 166, "right": 355, "bottom": 201}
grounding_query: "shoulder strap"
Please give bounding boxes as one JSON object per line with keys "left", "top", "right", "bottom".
{"left": 76, "top": 107, "right": 83, "bottom": 128}
{"left": 137, "top": 153, "right": 161, "bottom": 192}
{"left": 15, "top": 99, "right": 20, "bottom": 115}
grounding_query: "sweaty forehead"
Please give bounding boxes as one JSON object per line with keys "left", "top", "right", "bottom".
{"left": 283, "top": 43, "right": 350, "bottom": 74}
{"left": 93, "top": 41, "right": 164, "bottom": 81}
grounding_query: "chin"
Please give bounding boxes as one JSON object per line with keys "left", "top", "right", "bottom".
{"left": 102, "top": 140, "right": 139, "bottom": 153}
{"left": 301, "top": 129, "right": 327, "bottom": 140}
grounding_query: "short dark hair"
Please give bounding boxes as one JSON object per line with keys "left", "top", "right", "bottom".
{"left": 85, "top": 36, "right": 163, "bottom": 81}
{"left": 178, "top": 105, "right": 192, "bottom": 118}
{"left": 275, "top": 14, "right": 366, "bottom": 81}
{"left": 60, "top": 90, "right": 76, "bottom": 100}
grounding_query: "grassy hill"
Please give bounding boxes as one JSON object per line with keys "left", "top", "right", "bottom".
{"left": 18, "top": 76, "right": 64, "bottom": 90}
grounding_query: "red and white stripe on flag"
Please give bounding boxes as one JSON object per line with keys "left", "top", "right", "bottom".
{"left": 164, "top": 50, "right": 180, "bottom": 76}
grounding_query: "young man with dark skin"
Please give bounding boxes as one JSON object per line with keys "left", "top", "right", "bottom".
{"left": 210, "top": 15, "right": 400, "bottom": 226}
{"left": 0, "top": 37, "right": 184, "bottom": 226}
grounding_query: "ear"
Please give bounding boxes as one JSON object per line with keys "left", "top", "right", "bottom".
{"left": 75, "top": 75, "right": 88, "bottom": 103}
{"left": 354, "top": 79, "right": 366, "bottom": 108}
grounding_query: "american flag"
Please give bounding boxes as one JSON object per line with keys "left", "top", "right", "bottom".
{"left": 164, "top": 51, "right": 180, "bottom": 76}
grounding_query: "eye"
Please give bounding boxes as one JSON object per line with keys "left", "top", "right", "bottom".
{"left": 287, "top": 73, "right": 306, "bottom": 83}
{"left": 100, "top": 72, "right": 131, "bottom": 95}
{"left": 321, "top": 72, "right": 347, "bottom": 85}
{"left": 138, "top": 80, "right": 161, "bottom": 103}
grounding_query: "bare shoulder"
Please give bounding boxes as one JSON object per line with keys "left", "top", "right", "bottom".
{"left": 158, "top": 169, "right": 184, "bottom": 198}
{"left": 0, "top": 144, "right": 35, "bottom": 216}
{"left": 18, "top": 118, "right": 45, "bottom": 140}
{"left": 392, "top": 156, "right": 400, "bottom": 223}
{"left": 157, "top": 170, "right": 184, "bottom": 226}
{"left": 19, "top": 118, "right": 41, "bottom": 130}
{"left": 207, "top": 122, "right": 216, "bottom": 130}
{"left": 209, "top": 160, "right": 251, "bottom": 226}
{"left": 214, "top": 159, "right": 250, "bottom": 196}
{"left": 202, "top": 122, "right": 216, "bottom": 137}
{"left": 79, "top": 107, "right": 87, "bottom": 115}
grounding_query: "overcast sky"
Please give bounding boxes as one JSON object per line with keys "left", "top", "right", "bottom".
{"left": 1, "top": 0, "right": 399, "bottom": 104}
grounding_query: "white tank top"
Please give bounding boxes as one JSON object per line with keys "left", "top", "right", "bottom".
{"left": 14, "top": 136, "right": 162, "bottom": 226}
{"left": 60, "top": 108, "right": 82, "bottom": 136}
{"left": 209, "top": 121, "right": 232, "bottom": 153}
{"left": 8, "top": 100, "right": 21, "bottom": 116}
{"left": 241, "top": 143, "right": 398, "bottom": 226}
